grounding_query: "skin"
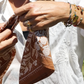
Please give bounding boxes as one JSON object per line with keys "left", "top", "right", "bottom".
{"left": 14, "top": 1, "right": 84, "bottom": 31}
{"left": 0, "top": 0, "right": 29, "bottom": 59}
{"left": 0, "top": 0, "right": 28, "bottom": 61}
{"left": 15, "top": 1, "right": 70, "bottom": 31}
{"left": 9, "top": 0, "right": 29, "bottom": 31}
{"left": 1, "top": 0, "right": 84, "bottom": 61}
{"left": 0, "top": 23, "right": 17, "bottom": 57}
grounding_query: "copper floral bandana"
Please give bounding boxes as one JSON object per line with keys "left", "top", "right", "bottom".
{"left": 0, "top": 14, "right": 55, "bottom": 84}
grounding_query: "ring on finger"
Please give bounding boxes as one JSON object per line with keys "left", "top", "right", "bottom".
{"left": 24, "top": 20, "right": 32, "bottom": 26}
{"left": 24, "top": 20, "right": 33, "bottom": 32}
{"left": 28, "top": 25, "right": 33, "bottom": 32}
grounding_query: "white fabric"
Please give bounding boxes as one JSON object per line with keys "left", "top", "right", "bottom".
{"left": 0, "top": 0, "right": 84, "bottom": 84}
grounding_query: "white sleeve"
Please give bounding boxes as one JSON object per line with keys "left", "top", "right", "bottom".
{"left": 68, "top": 0, "right": 80, "bottom": 5}
{"left": 54, "top": 0, "right": 80, "bottom": 5}
{"left": 78, "top": 0, "right": 84, "bottom": 7}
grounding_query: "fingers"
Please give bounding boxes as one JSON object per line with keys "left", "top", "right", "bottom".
{"left": 23, "top": 14, "right": 48, "bottom": 26}
{"left": 0, "top": 23, "right": 17, "bottom": 57}
{"left": 23, "top": 14, "right": 50, "bottom": 31}
{"left": 19, "top": 7, "right": 47, "bottom": 22}
{"left": 15, "top": 2, "right": 33, "bottom": 16}
{"left": 14, "top": 1, "right": 54, "bottom": 31}
{"left": 0, "top": 29, "right": 13, "bottom": 41}
{"left": 23, "top": 17, "right": 38, "bottom": 26}
{"left": 0, "top": 33, "right": 17, "bottom": 51}
{"left": 19, "top": 13, "right": 32, "bottom": 22}
{"left": 15, "top": 2, "right": 46, "bottom": 21}
{"left": 31, "top": 21, "right": 49, "bottom": 31}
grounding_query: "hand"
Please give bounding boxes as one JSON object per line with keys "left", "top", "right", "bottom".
{"left": 15, "top": 1, "right": 70, "bottom": 31}
{"left": 0, "top": 23, "right": 17, "bottom": 57}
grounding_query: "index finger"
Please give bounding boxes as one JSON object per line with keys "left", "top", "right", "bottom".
{"left": 14, "top": 2, "right": 33, "bottom": 16}
{"left": 0, "top": 29, "right": 12, "bottom": 42}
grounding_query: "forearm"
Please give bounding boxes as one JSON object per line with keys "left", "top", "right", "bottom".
{"left": 14, "top": 1, "right": 84, "bottom": 31}
{"left": 54, "top": 2, "right": 70, "bottom": 22}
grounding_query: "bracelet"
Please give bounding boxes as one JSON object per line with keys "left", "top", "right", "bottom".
{"left": 73, "top": 5, "right": 83, "bottom": 26}
{"left": 74, "top": 18, "right": 83, "bottom": 26}
{"left": 64, "top": 3, "right": 83, "bottom": 27}
{"left": 71, "top": 5, "right": 79, "bottom": 24}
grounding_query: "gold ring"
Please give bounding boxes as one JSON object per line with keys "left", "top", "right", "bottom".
{"left": 28, "top": 25, "right": 33, "bottom": 32}
{"left": 24, "top": 20, "right": 32, "bottom": 26}
{"left": 24, "top": 20, "right": 33, "bottom": 32}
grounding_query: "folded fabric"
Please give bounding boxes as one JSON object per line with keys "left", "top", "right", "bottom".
{"left": 19, "top": 30, "right": 55, "bottom": 84}
{"left": 0, "top": 14, "right": 18, "bottom": 83}
{"left": 0, "top": 14, "right": 55, "bottom": 84}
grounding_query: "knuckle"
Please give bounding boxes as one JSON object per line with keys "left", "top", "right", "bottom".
{"left": 35, "top": 17, "right": 40, "bottom": 22}
{"left": 30, "top": 9, "right": 36, "bottom": 16}
{"left": 36, "top": 23, "right": 43, "bottom": 28}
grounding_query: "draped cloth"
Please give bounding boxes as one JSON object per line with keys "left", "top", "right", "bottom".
{"left": 0, "top": 0, "right": 55, "bottom": 84}
{"left": 19, "top": 0, "right": 55, "bottom": 84}
{"left": 0, "top": 0, "right": 84, "bottom": 84}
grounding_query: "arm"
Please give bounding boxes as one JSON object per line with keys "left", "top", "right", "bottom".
{"left": 14, "top": 1, "right": 84, "bottom": 31}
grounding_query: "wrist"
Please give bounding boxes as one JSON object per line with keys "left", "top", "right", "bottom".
{"left": 64, "top": 3, "right": 84, "bottom": 27}
{"left": 58, "top": 2, "right": 70, "bottom": 22}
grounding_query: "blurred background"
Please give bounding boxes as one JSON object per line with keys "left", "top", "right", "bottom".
{"left": 82, "top": 61, "right": 84, "bottom": 78}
